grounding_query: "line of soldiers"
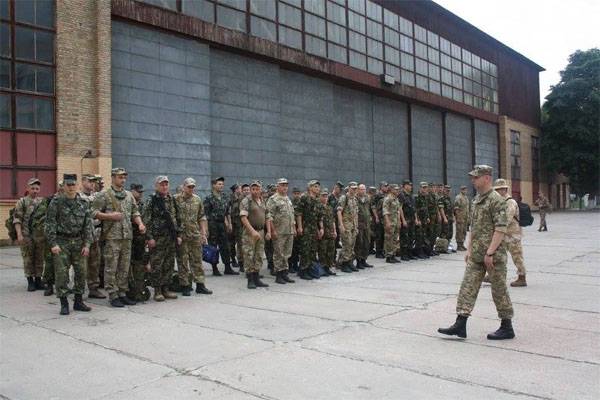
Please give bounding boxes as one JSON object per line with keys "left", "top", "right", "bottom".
{"left": 12, "top": 171, "right": 473, "bottom": 315}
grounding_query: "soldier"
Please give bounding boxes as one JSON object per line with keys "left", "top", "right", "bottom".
{"left": 399, "top": 180, "right": 420, "bottom": 261}
{"left": 175, "top": 178, "right": 213, "bottom": 296}
{"left": 427, "top": 183, "right": 442, "bottom": 256}
{"left": 240, "top": 181, "right": 269, "bottom": 289}
{"left": 80, "top": 174, "right": 106, "bottom": 299}
{"left": 438, "top": 165, "right": 515, "bottom": 340}
{"left": 337, "top": 182, "right": 359, "bottom": 272}
{"left": 144, "top": 176, "right": 182, "bottom": 302}
{"left": 318, "top": 189, "right": 337, "bottom": 276}
{"left": 328, "top": 182, "right": 344, "bottom": 248}
{"left": 92, "top": 168, "right": 145, "bottom": 307}
{"left": 238, "top": 183, "right": 251, "bottom": 272}
{"left": 494, "top": 179, "right": 527, "bottom": 287}
{"left": 372, "top": 182, "right": 389, "bottom": 258}
{"left": 382, "top": 184, "right": 401, "bottom": 264}
{"left": 295, "top": 180, "right": 324, "bottom": 280}
{"left": 45, "top": 174, "right": 93, "bottom": 315}
{"left": 354, "top": 183, "right": 373, "bottom": 269}
{"left": 266, "top": 178, "right": 296, "bottom": 284}
{"left": 228, "top": 183, "right": 243, "bottom": 270}
{"left": 367, "top": 186, "right": 377, "bottom": 254}
{"left": 288, "top": 187, "right": 302, "bottom": 272}
{"left": 454, "top": 185, "right": 470, "bottom": 251}
{"left": 42, "top": 181, "right": 64, "bottom": 296}
{"left": 264, "top": 184, "right": 276, "bottom": 275}
{"left": 13, "top": 178, "right": 46, "bottom": 291}
{"left": 415, "top": 182, "right": 432, "bottom": 257}
{"left": 129, "top": 183, "right": 150, "bottom": 301}
{"left": 442, "top": 184, "right": 455, "bottom": 251}
{"left": 535, "top": 192, "right": 550, "bottom": 231}
{"left": 204, "top": 177, "right": 238, "bottom": 276}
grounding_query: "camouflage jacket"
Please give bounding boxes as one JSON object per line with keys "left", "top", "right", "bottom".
{"left": 399, "top": 190, "right": 415, "bottom": 220}
{"left": 327, "top": 193, "right": 340, "bottom": 218}
{"left": 175, "top": 193, "right": 206, "bottom": 240}
{"left": 372, "top": 192, "right": 386, "bottom": 220}
{"left": 356, "top": 195, "right": 371, "bottom": 230}
{"left": 442, "top": 195, "right": 454, "bottom": 222}
{"left": 45, "top": 194, "right": 93, "bottom": 248}
{"left": 266, "top": 193, "right": 295, "bottom": 235}
{"left": 415, "top": 193, "right": 429, "bottom": 221}
{"left": 229, "top": 193, "right": 243, "bottom": 226}
{"left": 13, "top": 196, "right": 44, "bottom": 238}
{"left": 454, "top": 193, "right": 470, "bottom": 222}
{"left": 428, "top": 193, "right": 440, "bottom": 218}
{"left": 79, "top": 191, "right": 102, "bottom": 241}
{"left": 319, "top": 202, "right": 336, "bottom": 239}
{"left": 382, "top": 194, "right": 400, "bottom": 224}
{"left": 470, "top": 189, "right": 508, "bottom": 263}
{"left": 337, "top": 194, "right": 358, "bottom": 229}
{"left": 295, "top": 193, "right": 322, "bottom": 232}
{"left": 143, "top": 192, "right": 182, "bottom": 241}
{"left": 204, "top": 191, "right": 229, "bottom": 223}
{"left": 92, "top": 187, "right": 140, "bottom": 240}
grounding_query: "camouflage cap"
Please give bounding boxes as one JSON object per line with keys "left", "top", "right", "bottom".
{"left": 82, "top": 174, "right": 95, "bottom": 182}
{"left": 347, "top": 181, "right": 358, "bottom": 188}
{"left": 276, "top": 178, "right": 289, "bottom": 185}
{"left": 307, "top": 179, "right": 320, "bottom": 187}
{"left": 241, "top": 183, "right": 250, "bottom": 189}
{"left": 93, "top": 174, "right": 103, "bottom": 181}
{"left": 460, "top": 185, "right": 468, "bottom": 190}
{"left": 493, "top": 178, "right": 510, "bottom": 189}
{"left": 379, "top": 181, "right": 389, "bottom": 187}
{"left": 27, "top": 177, "right": 41, "bottom": 185}
{"left": 402, "top": 179, "right": 412, "bottom": 186}
{"left": 444, "top": 185, "right": 451, "bottom": 189}
{"left": 155, "top": 175, "right": 169, "bottom": 184}
{"left": 63, "top": 174, "right": 77, "bottom": 184}
{"left": 419, "top": 182, "right": 429, "bottom": 188}
{"left": 250, "top": 180, "right": 261, "bottom": 187}
{"left": 230, "top": 183, "right": 239, "bottom": 191}
{"left": 335, "top": 181, "right": 344, "bottom": 189}
{"left": 292, "top": 187, "right": 301, "bottom": 193}
{"left": 468, "top": 164, "right": 493, "bottom": 177}
{"left": 368, "top": 186, "right": 377, "bottom": 193}
{"left": 111, "top": 167, "right": 128, "bottom": 176}
{"left": 130, "top": 183, "right": 144, "bottom": 192}
{"left": 211, "top": 176, "right": 225, "bottom": 184}
{"left": 183, "top": 177, "right": 196, "bottom": 187}
{"left": 389, "top": 183, "right": 400, "bottom": 190}
{"left": 320, "top": 188, "right": 329, "bottom": 196}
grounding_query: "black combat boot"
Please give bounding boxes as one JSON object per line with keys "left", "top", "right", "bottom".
{"left": 487, "top": 319, "right": 515, "bottom": 340}
{"left": 363, "top": 259, "right": 374, "bottom": 268}
{"left": 275, "top": 271, "right": 287, "bottom": 284}
{"left": 196, "top": 282, "right": 213, "bottom": 294}
{"left": 238, "top": 262, "right": 245, "bottom": 273}
{"left": 59, "top": 297, "right": 69, "bottom": 315}
{"left": 323, "top": 267, "right": 336, "bottom": 276}
{"left": 212, "top": 264, "right": 222, "bottom": 276}
{"left": 349, "top": 261, "right": 359, "bottom": 272}
{"left": 299, "top": 269, "right": 313, "bottom": 280}
{"left": 224, "top": 263, "right": 239, "bottom": 275}
{"left": 283, "top": 271, "right": 296, "bottom": 283}
{"left": 27, "top": 277, "right": 36, "bottom": 292}
{"left": 120, "top": 295, "right": 137, "bottom": 305}
{"left": 247, "top": 273, "right": 257, "bottom": 289}
{"left": 438, "top": 315, "right": 468, "bottom": 338}
{"left": 355, "top": 260, "right": 365, "bottom": 270}
{"left": 110, "top": 297, "right": 125, "bottom": 307}
{"left": 34, "top": 277, "right": 44, "bottom": 290}
{"left": 181, "top": 286, "right": 191, "bottom": 296}
{"left": 340, "top": 262, "right": 353, "bottom": 273}
{"left": 73, "top": 294, "right": 92, "bottom": 312}
{"left": 231, "top": 258, "right": 239, "bottom": 269}
{"left": 254, "top": 272, "right": 269, "bottom": 287}
{"left": 44, "top": 283, "right": 54, "bottom": 296}
{"left": 401, "top": 255, "right": 411, "bottom": 261}
{"left": 375, "top": 251, "right": 385, "bottom": 259}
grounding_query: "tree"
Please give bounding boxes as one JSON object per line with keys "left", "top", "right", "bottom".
{"left": 541, "top": 48, "right": 600, "bottom": 197}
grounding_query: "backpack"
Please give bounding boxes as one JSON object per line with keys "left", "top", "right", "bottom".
{"left": 517, "top": 201, "right": 534, "bottom": 227}
{"left": 5, "top": 208, "right": 17, "bottom": 241}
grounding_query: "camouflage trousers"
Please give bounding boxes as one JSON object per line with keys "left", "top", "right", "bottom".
{"left": 428, "top": 220, "right": 441, "bottom": 250}
{"left": 506, "top": 237, "right": 526, "bottom": 276}
{"left": 20, "top": 235, "right": 45, "bottom": 277}
{"left": 354, "top": 225, "right": 371, "bottom": 260}
{"left": 415, "top": 223, "right": 426, "bottom": 252}
{"left": 272, "top": 234, "right": 293, "bottom": 272}
{"left": 264, "top": 234, "right": 274, "bottom": 267}
{"left": 384, "top": 223, "right": 400, "bottom": 257}
{"left": 130, "top": 235, "right": 148, "bottom": 300}
{"left": 539, "top": 210, "right": 547, "bottom": 230}
{"left": 230, "top": 223, "right": 243, "bottom": 264}
{"left": 54, "top": 238, "right": 88, "bottom": 298}
{"left": 177, "top": 238, "right": 206, "bottom": 285}
{"left": 455, "top": 219, "right": 467, "bottom": 245}
{"left": 318, "top": 237, "right": 336, "bottom": 268}
{"left": 400, "top": 221, "right": 415, "bottom": 256}
{"left": 338, "top": 225, "right": 357, "bottom": 263}
{"left": 374, "top": 222, "right": 384, "bottom": 254}
{"left": 43, "top": 243, "right": 55, "bottom": 284}
{"left": 242, "top": 229, "right": 264, "bottom": 273}
{"left": 208, "top": 221, "right": 231, "bottom": 266}
{"left": 149, "top": 236, "right": 176, "bottom": 288}
{"left": 456, "top": 254, "right": 514, "bottom": 319}
{"left": 441, "top": 220, "right": 454, "bottom": 242}
{"left": 299, "top": 229, "right": 318, "bottom": 270}
{"left": 86, "top": 240, "right": 101, "bottom": 290}
{"left": 103, "top": 239, "right": 132, "bottom": 300}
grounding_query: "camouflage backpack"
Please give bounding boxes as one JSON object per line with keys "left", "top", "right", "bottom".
{"left": 4, "top": 207, "right": 17, "bottom": 241}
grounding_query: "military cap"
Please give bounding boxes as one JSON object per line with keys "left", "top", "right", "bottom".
{"left": 267, "top": 184, "right": 275, "bottom": 190}
{"left": 241, "top": 183, "right": 250, "bottom": 189}
{"left": 335, "top": 181, "right": 344, "bottom": 189}
{"left": 250, "top": 181, "right": 261, "bottom": 187}
{"left": 307, "top": 179, "right": 320, "bottom": 187}
{"left": 82, "top": 174, "right": 95, "bottom": 181}
{"left": 468, "top": 165, "right": 493, "bottom": 177}
{"left": 379, "top": 181, "right": 389, "bottom": 187}
{"left": 211, "top": 176, "right": 225, "bottom": 184}
{"left": 230, "top": 183, "right": 239, "bottom": 191}
{"left": 460, "top": 185, "right": 468, "bottom": 190}
{"left": 27, "top": 177, "right": 41, "bottom": 186}
{"left": 389, "top": 183, "right": 400, "bottom": 190}
{"left": 277, "top": 178, "right": 289, "bottom": 185}
{"left": 154, "top": 175, "right": 169, "bottom": 184}
{"left": 183, "top": 177, "right": 196, "bottom": 187}
{"left": 111, "top": 167, "right": 128, "bottom": 176}
{"left": 402, "top": 179, "right": 412, "bottom": 186}
{"left": 93, "top": 174, "right": 103, "bottom": 181}
{"left": 368, "top": 186, "right": 377, "bottom": 193}
{"left": 63, "top": 174, "right": 77, "bottom": 184}
{"left": 320, "top": 188, "right": 329, "bottom": 196}
{"left": 130, "top": 183, "right": 144, "bottom": 192}
{"left": 347, "top": 181, "right": 358, "bottom": 188}
{"left": 444, "top": 184, "right": 451, "bottom": 189}
{"left": 493, "top": 178, "right": 510, "bottom": 189}
{"left": 419, "top": 182, "right": 429, "bottom": 188}
{"left": 292, "top": 187, "right": 301, "bottom": 193}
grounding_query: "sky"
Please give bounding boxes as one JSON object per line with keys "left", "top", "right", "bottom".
{"left": 433, "top": 0, "right": 600, "bottom": 104}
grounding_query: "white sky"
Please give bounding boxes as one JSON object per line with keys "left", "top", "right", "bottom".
{"left": 433, "top": 0, "right": 600, "bottom": 104}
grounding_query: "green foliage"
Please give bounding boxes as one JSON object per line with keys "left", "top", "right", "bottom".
{"left": 541, "top": 48, "right": 600, "bottom": 196}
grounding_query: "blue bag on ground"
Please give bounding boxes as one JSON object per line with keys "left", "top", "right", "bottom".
{"left": 202, "top": 244, "right": 219, "bottom": 265}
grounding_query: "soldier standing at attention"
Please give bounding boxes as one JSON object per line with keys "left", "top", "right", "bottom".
{"left": 129, "top": 183, "right": 150, "bottom": 301}
{"left": 144, "top": 176, "right": 182, "bottom": 302}
{"left": 399, "top": 180, "right": 419, "bottom": 261}
{"left": 442, "top": 185, "right": 455, "bottom": 251}
{"left": 372, "top": 182, "right": 389, "bottom": 258}
{"left": 42, "top": 181, "right": 64, "bottom": 296}
{"left": 383, "top": 184, "right": 401, "bottom": 264}
{"left": 535, "top": 192, "right": 550, "bottom": 231}
{"left": 92, "top": 168, "right": 145, "bottom": 307}
{"left": 367, "top": 186, "right": 377, "bottom": 254}
{"left": 354, "top": 184, "right": 373, "bottom": 269}
{"left": 295, "top": 180, "right": 324, "bottom": 280}
{"left": 240, "top": 181, "right": 269, "bottom": 289}
{"left": 289, "top": 187, "right": 303, "bottom": 272}
{"left": 438, "top": 165, "right": 515, "bottom": 340}
{"left": 80, "top": 175, "right": 105, "bottom": 299}
{"left": 454, "top": 185, "right": 470, "bottom": 251}
{"left": 264, "top": 184, "right": 277, "bottom": 275}
{"left": 204, "top": 177, "right": 238, "bottom": 276}
{"left": 13, "top": 178, "right": 45, "bottom": 292}
{"left": 493, "top": 179, "right": 527, "bottom": 287}
{"left": 328, "top": 182, "right": 344, "bottom": 248}
{"left": 337, "top": 182, "right": 360, "bottom": 272}
{"left": 175, "top": 178, "right": 212, "bottom": 296}
{"left": 415, "top": 183, "right": 431, "bottom": 256}
{"left": 228, "top": 183, "right": 242, "bottom": 269}
{"left": 427, "top": 184, "right": 442, "bottom": 256}
{"left": 45, "top": 174, "right": 93, "bottom": 315}
{"left": 238, "top": 183, "right": 251, "bottom": 272}
{"left": 266, "top": 178, "right": 296, "bottom": 284}
{"left": 318, "top": 189, "right": 337, "bottom": 275}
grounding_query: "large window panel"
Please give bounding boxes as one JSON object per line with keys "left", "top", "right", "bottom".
{"left": 15, "top": 27, "right": 54, "bottom": 63}
{"left": 399, "top": 34, "right": 413, "bottom": 54}
{"left": 327, "top": 42, "right": 346, "bottom": 63}
{"left": 366, "top": 19, "right": 382, "bottom": 40}
{"left": 305, "top": 13, "right": 326, "bottom": 38}
{"left": 183, "top": 0, "right": 215, "bottom": 22}
{"left": 0, "top": 94, "right": 10, "bottom": 128}
{"left": 348, "top": 11, "right": 365, "bottom": 34}
{"left": 349, "top": 31, "right": 366, "bottom": 53}
{"left": 282, "top": 0, "right": 302, "bottom": 7}
{"left": 441, "top": 68, "right": 451, "bottom": 85}
{"left": 15, "top": 0, "right": 55, "bottom": 28}
{"left": 384, "top": 45, "right": 399, "bottom": 65}
{"left": 384, "top": 27, "right": 398, "bottom": 48}
{"left": 15, "top": 95, "right": 53, "bottom": 131}
{"left": 415, "top": 41, "right": 427, "bottom": 59}
{"left": 0, "top": 59, "right": 9, "bottom": 88}
{"left": 428, "top": 63, "right": 440, "bottom": 80}
{"left": 452, "top": 88, "right": 462, "bottom": 102}
{"left": 440, "top": 37, "right": 451, "bottom": 54}
{"left": 327, "top": 1, "right": 346, "bottom": 26}
{"left": 383, "top": 9, "right": 398, "bottom": 29}
{"left": 305, "top": 35, "right": 326, "bottom": 57}
{"left": 427, "top": 47, "right": 439, "bottom": 64}
{"left": 399, "top": 16, "right": 412, "bottom": 36}
{"left": 365, "top": 0, "right": 382, "bottom": 21}
{"left": 278, "top": 26, "right": 302, "bottom": 49}
{"left": 15, "top": 63, "right": 54, "bottom": 94}
{"left": 415, "top": 58, "right": 427, "bottom": 76}
{"left": 251, "top": 16, "right": 276, "bottom": 41}
{"left": 349, "top": 50, "right": 366, "bottom": 70}
{"left": 414, "top": 24, "right": 426, "bottom": 43}
{"left": 217, "top": 5, "right": 246, "bottom": 32}
{"left": 429, "top": 79, "right": 440, "bottom": 95}
{"left": 367, "top": 57, "right": 383, "bottom": 74}
{"left": 452, "top": 72, "right": 462, "bottom": 89}
{"left": 366, "top": 38, "right": 382, "bottom": 59}
{"left": 441, "top": 83, "right": 452, "bottom": 98}
{"left": 279, "top": 2, "right": 302, "bottom": 30}
{"left": 416, "top": 74, "right": 428, "bottom": 91}
{"left": 251, "top": 0, "right": 276, "bottom": 21}
{"left": 0, "top": 0, "right": 8, "bottom": 19}
{"left": 218, "top": 0, "right": 246, "bottom": 11}
{"left": 427, "top": 31, "right": 439, "bottom": 49}
{"left": 0, "top": 23, "right": 10, "bottom": 57}
{"left": 327, "top": 22, "right": 346, "bottom": 46}
{"left": 305, "top": 0, "right": 326, "bottom": 16}
{"left": 401, "top": 69, "right": 414, "bottom": 86}
{"left": 400, "top": 53, "right": 414, "bottom": 71}
{"left": 451, "top": 57, "right": 461, "bottom": 73}
{"left": 386, "top": 63, "right": 399, "bottom": 80}
{"left": 348, "top": 0, "right": 365, "bottom": 15}
{"left": 451, "top": 43, "right": 461, "bottom": 59}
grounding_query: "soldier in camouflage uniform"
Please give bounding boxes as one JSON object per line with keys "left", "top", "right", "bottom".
{"left": 289, "top": 187, "right": 302, "bottom": 272}
{"left": 337, "top": 182, "right": 359, "bottom": 272}
{"left": 318, "top": 189, "right": 337, "bottom": 276}
{"left": 372, "top": 182, "right": 389, "bottom": 258}
{"left": 415, "top": 182, "right": 432, "bottom": 256}
{"left": 264, "top": 184, "right": 276, "bottom": 275}
{"left": 266, "top": 178, "right": 296, "bottom": 284}
{"left": 129, "top": 183, "right": 150, "bottom": 301}
{"left": 535, "top": 192, "right": 550, "bottom": 231}
{"left": 427, "top": 184, "right": 442, "bottom": 256}
{"left": 92, "top": 168, "right": 145, "bottom": 307}
{"left": 80, "top": 174, "right": 106, "bottom": 299}
{"left": 382, "top": 184, "right": 401, "bottom": 263}
{"left": 295, "top": 180, "right": 324, "bottom": 280}
{"left": 441, "top": 185, "right": 454, "bottom": 247}
{"left": 228, "top": 183, "right": 243, "bottom": 270}
{"left": 143, "top": 176, "right": 182, "bottom": 302}
{"left": 354, "top": 184, "right": 373, "bottom": 269}
{"left": 240, "top": 181, "right": 269, "bottom": 289}
{"left": 13, "top": 178, "right": 46, "bottom": 292}
{"left": 328, "top": 182, "right": 344, "bottom": 249}
{"left": 438, "top": 165, "right": 515, "bottom": 340}
{"left": 399, "top": 180, "right": 420, "bottom": 261}
{"left": 42, "top": 181, "right": 64, "bottom": 296}
{"left": 367, "top": 186, "right": 377, "bottom": 254}
{"left": 454, "top": 185, "right": 470, "bottom": 251}
{"left": 175, "top": 177, "right": 213, "bottom": 296}
{"left": 204, "top": 177, "right": 238, "bottom": 276}
{"left": 45, "top": 174, "right": 93, "bottom": 315}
